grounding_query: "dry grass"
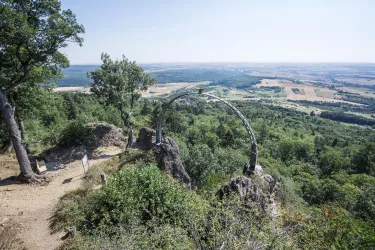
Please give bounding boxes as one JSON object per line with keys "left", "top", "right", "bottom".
{"left": 82, "top": 156, "right": 121, "bottom": 189}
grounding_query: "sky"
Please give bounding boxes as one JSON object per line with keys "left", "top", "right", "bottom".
{"left": 60, "top": 0, "right": 375, "bottom": 64}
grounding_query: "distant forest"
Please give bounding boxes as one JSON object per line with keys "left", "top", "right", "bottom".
{"left": 56, "top": 66, "right": 262, "bottom": 88}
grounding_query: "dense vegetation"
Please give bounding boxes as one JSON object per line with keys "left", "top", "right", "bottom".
{"left": 210, "top": 75, "right": 262, "bottom": 89}
{"left": 291, "top": 100, "right": 375, "bottom": 114}
{"left": 320, "top": 111, "right": 375, "bottom": 127}
{"left": 150, "top": 69, "right": 241, "bottom": 84}
{"left": 56, "top": 66, "right": 262, "bottom": 87}
{"left": 2, "top": 89, "right": 374, "bottom": 248}
{"left": 57, "top": 65, "right": 252, "bottom": 87}
{"left": 2, "top": 2, "right": 375, "bottom": 248}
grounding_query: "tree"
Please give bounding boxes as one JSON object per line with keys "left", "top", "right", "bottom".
{"left": 140, "top": 99, "right": 152, "bottom": 116}
{"left": 89, "top": 54, "right": 155, "bottom": 147}
{"left": 0, "top": 0, "right": 84, "bottom": 182}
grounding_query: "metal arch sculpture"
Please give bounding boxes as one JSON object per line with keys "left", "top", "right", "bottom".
{"left": 156, "top": 91, "right": 258, "bottom": 174}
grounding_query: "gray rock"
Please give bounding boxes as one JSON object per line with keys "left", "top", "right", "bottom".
{"left": 216, "top": 168, "right": 279, "bottom": 219}
{"left": 87, "top": 123, "right": 127, "bottom": 148}
{"left": 135, "top": 127, "right": 156, "bottom": 150}
{"left": 157, "top": 137, "right": 191, "bottom": 188}
{"left": 39, "top": 123, "right": 126, "bottom": 163}
{"left": 217, "top": 176, "right": 266, "bottom": 210}
{"left": 264, "top": 174, "right": 276, "bottom": 193}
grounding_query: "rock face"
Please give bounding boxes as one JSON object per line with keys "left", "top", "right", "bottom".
{"left": 134, "top": 127, "right": 156, "bottom": 150}
{"left": 217, "top": 176, "right": 266, "bottom": 210}
{"left": 39, "top": 123, "right": 126, "bottom": 163}
{"left": 216, "top": 165, "right": 278, "bottom": 219}
{"left": 157, "top": 137, "right": 191, "bottom": 188}
{"left": 87, "top": 123, "right": 127, "bottom": 148}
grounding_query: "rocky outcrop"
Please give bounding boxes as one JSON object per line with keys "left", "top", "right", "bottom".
{"left": 87, "top": 123, "right": 127, "bottom": 148}
{"left": 216, "top": 165, "right": 278, "bottom": 219}
{"left": 217, "top": 176, "right": 266, "bottom": 210}
{"left": 39, "top": 123, "right": 126, "bottom": 164}
{"left": 157, "top": 137, "right": 191, "bottom": 188}
{"left": 134, "top": 127, "right": 155, "bottom": 150}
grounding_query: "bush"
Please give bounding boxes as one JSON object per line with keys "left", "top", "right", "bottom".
{"left": 52, "top": 164, "right": 208, "bottom": 247}
{"left": 354, "top": 184, "right": 375, "bottom": 220}
{"left": 58, "top": 120, "right": 93, "bottom": 147}
{"left": 214, "top": 147, "right": 247, "bottom": 176}
{"left": 286, "top": 205, "right": 375, "bottom": 249}
{"left": 183, "top": 144, "right": 220, "bottom": 186}
{"left": 60, "top": 225, "right": 193, "bottom": 250}
{"left": 87, "top": 164, "right": 207, "bottom": 230}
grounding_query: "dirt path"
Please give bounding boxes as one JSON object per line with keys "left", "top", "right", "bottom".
{"left": 0, "top": 147, "right": 122, "bottom": 250}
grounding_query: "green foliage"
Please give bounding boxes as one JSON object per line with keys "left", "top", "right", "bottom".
{"left": 0, "top": 79, "right": 373, "bottom": 248}
{"left": 89, "top": 165, "right": 206, "bottom": 229}
{"left": 318, "top": 147, "right": 348, "bottom": 175}
{"left": 60, "top": 225, "right": 193, "bottom": 250}
{"left": 211, "top": 74, "right": 262, "bottom": 89}
{"left": 183, "top": 144, "right": 220, "bottom": 186}
{"left": 53, "top": 164, "right": 285, "bottom": 250}
{"left": 321, "top": 111, "right": 375, "bottom": 127}
{"left": 58, "top": 120, "right": 93, "bottom": 147}
{"left": 150, "top": 68, "right": 239, "bottom": 84}
{"left": 88, "top": 53, "right": 155, "bottom": 128}
{"left": 0, "top": 0, "right": 84, "bottom": 92}
{"left": 52, "top": 164, "right": 207, "bottom": 231}
{"left": 354, "top": 184, "right": 375, "bottom": 220}
{"left": 286, "top": 205, "right": 375, "bottom": 249}
{"left": 50, "top": 188, "right": 92, "bottom": 233}
{"left": 52, "top": 164, "right": 210, "bottom": 249}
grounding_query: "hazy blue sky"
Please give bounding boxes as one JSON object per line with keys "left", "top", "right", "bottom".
{"left": 60, "top": 0, "right": 375, "bottom": 64}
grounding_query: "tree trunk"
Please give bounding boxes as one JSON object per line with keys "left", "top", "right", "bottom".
{"left": 0, "top": 93, "right": 40, "bottom": 182}
{"left": 17, "top": 117, "right": 30, "bottom": 154}
{"left": 126, "top": 95, "right": 135, "bottom": 148}
{"left": 18, "top": 119, "right": 26, "bottom": 139}
{"left": 127, "top": 125, "right": 134, "bottom": 148}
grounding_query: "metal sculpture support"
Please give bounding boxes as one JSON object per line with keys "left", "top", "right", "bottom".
{"left": 156, "top": 91, "right": 258, "bottom": 174}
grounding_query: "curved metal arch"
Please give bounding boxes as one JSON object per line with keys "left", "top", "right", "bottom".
{"left": 156, "top": 92, "right": 258, "bottom": 173}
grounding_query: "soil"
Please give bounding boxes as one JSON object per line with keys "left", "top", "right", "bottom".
{"left": 0, "top": 146, "right": 122, "bottom": 250}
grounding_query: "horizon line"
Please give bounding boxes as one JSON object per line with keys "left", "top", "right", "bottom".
{"left": 69, "top": 61, "right": 375, "bottom": 66}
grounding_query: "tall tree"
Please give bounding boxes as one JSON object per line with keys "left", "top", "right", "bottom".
{"left": 0, "top": 0, "right": 84, "bottom": 182}
{"left": 89, "top": 54, "right": 156, "bottom": 147}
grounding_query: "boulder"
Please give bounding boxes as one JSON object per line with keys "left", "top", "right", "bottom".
{"left": 38, "top": 123, "right": 126, "bottom": 164}
{"left": 135, "top": 127, "right": 156, "bottom": 150}
{"left": 87, "top": 123, "right": 127, "bottom": 148}
{"left": 157, "top": 137, "right": 191, "bottom": 188}
{"left": 217, "top": 176, "right": 266, "bottom": 211}
{"left": 216, "top": 166, "right": 278, "bottom": 219}
{"left": 253, "top": 165, "right": 276, "bottom": 193}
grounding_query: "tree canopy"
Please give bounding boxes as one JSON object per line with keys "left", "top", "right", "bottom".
{"left": 89, "top": 53, "right": 155, "bottom": 146}
{"left": 0, "top": 0, "right": 84, "bottom": 181}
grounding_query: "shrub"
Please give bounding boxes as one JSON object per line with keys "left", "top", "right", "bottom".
{"left": 50, "top": 188, "right": 92, "bottom": 233}
{"left": 183, "top": 144, "right": 220, "bottom": 186}
{"left": 58, "top": 120, "right": 93, "bottom": 147}
{"left": 60, "top": 225, "right": 193, "bottom": 250}
{"left": 287, "top": 205, "right": 375, "bottom": 249}
{"left": 87, "top": 164, "right": 208, "bottom": 230}
{"left": 52, "top": 164, "right": 208, "bottom": 248}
